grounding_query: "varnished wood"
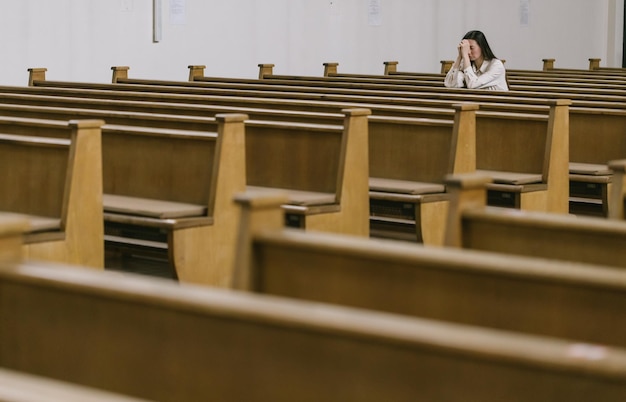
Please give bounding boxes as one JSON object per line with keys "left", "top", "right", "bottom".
{"left": 444, "top": 172, "right": 626, "bottom": 270}
{"left": 104, "top": 114, "right": 247, "bottom": 286}
{"left": 2, "top": 259, "right": 626, "bottom": 402}
{"left": 233, "top": 191, "right": 626, "bottom": 348}
{"left": 0, "top": 118, "right": 104, "bottom": 268}
{"left": 0, "top": 367, "right": 151, "bottom": 402}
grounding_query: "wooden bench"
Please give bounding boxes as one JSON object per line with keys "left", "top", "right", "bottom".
{"left": 100, "top": 116, "right": 247, "bottom": 285}
{"left": 25, "top": 65, "right": 626, "bottom": 109}
{"left": 0, "top": 98, "right": 372, "bottom": 238}
{"left": 125, "top": 65, "right": 626, "bottom": 217}
{"left": 2, "top": 253, "right": 626, "bottom": 401}
{"left": 0, "top": 117, "right": 104, "bottom": 268}
{"left": 0, "top": 367, "right": 151, "bottom": 402}
{"left": 231, "top": 191, "right": 626, "bottom": 348}
{"left": 272, "top": 62, "right": 626, "bottom": 94}
{"left": 20, "top": 71, "right": 573, "bottom": 215}
{"left": 188, "top": 63, "right": 626, "bottom": 103}
{"left": 0, "top": 114, "right": 249, "bottom": 285}
{"left": 0, "top": 85, "right": 480, "bottom": 244}
{"left": 443, "top": 172, "right": 626, "bottom": 269}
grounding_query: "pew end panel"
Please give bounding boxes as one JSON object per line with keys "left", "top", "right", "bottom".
{"left": 0, "top": 119, "right": 105, "bottom": 268}
{"left": 608, "top": 159, "right": 626, "bottom": 220}
{"left": 111, "top": 66, "right": 130, "bottom": 83}
{"left": 187, "top": 64, "right": 206, "bottom": 81}
{"left": 27, "top": 67, "right": 47, "bottom": 86}
{"left": 0, "top": 214, "right": 29, "bottom": 264}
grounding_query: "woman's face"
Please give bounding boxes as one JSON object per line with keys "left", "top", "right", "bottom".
{"left": 467, "top": 39, "right": 483, "bottom": 62}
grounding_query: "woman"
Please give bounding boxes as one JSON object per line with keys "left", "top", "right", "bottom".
{"left": 444, "top": 30, "right": 509, "bottom": 91}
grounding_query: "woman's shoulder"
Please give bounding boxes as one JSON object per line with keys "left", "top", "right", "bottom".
{"left": 485, "top": 58, "right": 506, "bottom": 71}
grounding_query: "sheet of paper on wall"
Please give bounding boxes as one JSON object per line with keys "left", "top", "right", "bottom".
{"left": 519, "top": 0, "right": 530, "bottom": 27}
{"left": 368, "top": 0, "right": 381, "bottom": 26}
{"left": 170, "top": 0, "right": 186, "bottom": 25}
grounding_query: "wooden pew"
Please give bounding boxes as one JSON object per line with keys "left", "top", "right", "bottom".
{"left": 101, "top": 116, "right": 248, "bottom": 285}
{"left": 187, "top": 63, "right": 626, "bottom": 101}
{"left": 26, "top": 65, "right": 626, "bottom": 109}
{"left": 0, "top": 86, "right": 479, "bottom": 244}
{"left": 241, "top": 108, "right": 371, "bottom": 237}
{"left": 3, "top": 102, "right": 372, "bottom": 239}
{"left": 132, "top": 65, "right": 626, "bottom": 217}
{"left": 232, "top": 191, "right": 626, "bottom": 348}
{"left": 19, "top": 71, "right": 573, "bottom": 215}
{"left": 367, "top": 104, "right": 476, "bottom": 244}
{"left": 2, "top": 252, "right": 626, "bottom": 401}
{"left": 0, "top": 115, "right": 248, "bottom": 285}
{"left": 261, "top": 61, "right": 626, "bottom": 96}
{"left": 248, "top": 64, "right": 626, "bottom": 217}
{"left": 443, "top": 172, "right": 626, "bottom": 269}
{"left": 0, "top": 367, "right": 151, "bottom": 402}
{"left": 0, "top": 117, "right": 104, "bottom": 268}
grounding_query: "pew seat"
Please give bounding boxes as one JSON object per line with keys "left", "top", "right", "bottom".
{"left": 103, "top": 194, "right": 207, "bottom": 219}
{"left": 369, "top": 177, "right": 445, "bottom": 194}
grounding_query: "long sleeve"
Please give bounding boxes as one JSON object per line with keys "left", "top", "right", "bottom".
{"left": 444, "top": 63, "right": 466, "bottom": 88}
{"left": 462, "top": 59, "right": 508, "bottom": 90}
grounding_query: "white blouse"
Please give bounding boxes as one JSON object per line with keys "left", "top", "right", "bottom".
{"left": 444, "top": 59, "right": 509, "bottom": 91}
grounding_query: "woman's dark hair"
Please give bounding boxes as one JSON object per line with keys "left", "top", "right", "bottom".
{"left": 463, "top": 30, "right": 497, "bottom": 60}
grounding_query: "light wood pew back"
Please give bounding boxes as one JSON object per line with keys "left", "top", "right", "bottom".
{"left": 232, "top": 192, "right": 626, "bottom": 348}
{"left": 0, "top": 99, "right": 371, "bottom": 238}
{"left": 2, "top": 256, "right": 626, "bottom": 401}
{"left": 0, "top": 115, "right": 247, "bottom": 285}
{"left": 25, "top": 65, "right": 626, "bottom": 109}
{"left": 187, "top": 63, "right": 626, "bottom": 102}
{"left": 443, "top": 173, "right": 626, "bottom": 269}
{"left": 0, "top": 87, "right": 473, "bottom": 244}
{"left": 0, "top": 117, "right": 104, "bottom": 268}
{"left": 8, "top": 78, "right": 571, "bottom": 214}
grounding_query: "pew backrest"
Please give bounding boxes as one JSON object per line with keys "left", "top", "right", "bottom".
{"left": 444, "top": 172, "right": 626, "bottom": 269}
{"left": 2, "top": 259, "right": 626, "bottom": 402}
{"left": 232, "top": 191, "right": 626, "bottom": 348}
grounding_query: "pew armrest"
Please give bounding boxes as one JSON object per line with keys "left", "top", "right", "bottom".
{"left": 569, "top": 162, "right": 613, "bottom": 176}
{"left": 369, "top": 177, "right": 445, "bottom": 195}
{"left": 476, "top": 170, "right": 543, "bottom": 185}
{"left": 246, "top": 186, "right": 336, "bottom": 206}
{"left": 103, "top": 194, "right": 207, "bottom": 219}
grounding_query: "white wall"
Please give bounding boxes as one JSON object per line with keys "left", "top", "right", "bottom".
{"left": 0, "top": 0, "right": 622, "bottom": 86}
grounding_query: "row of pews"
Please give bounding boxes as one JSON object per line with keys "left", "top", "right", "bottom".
{"left": 1, "top": 60, "right": 626, "bottom": 401}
